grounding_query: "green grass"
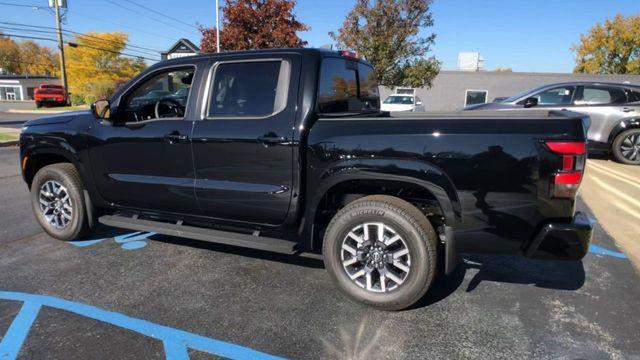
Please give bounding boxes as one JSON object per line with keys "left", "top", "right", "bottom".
{"left": 0, "top": 133, "right": 18, "bottom": 142}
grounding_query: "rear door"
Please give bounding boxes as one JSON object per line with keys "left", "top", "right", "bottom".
{"left": 191, "top": 55, "right": 300, "bottom": 225}
{"left": 572, "top": 85, "right": 635, "bottom": 142}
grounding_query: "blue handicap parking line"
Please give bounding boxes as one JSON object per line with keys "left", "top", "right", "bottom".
{"left": 69, "top": 232, "right": 156, "bottom": 251}
{"left": 0, "top": 291, "right": 285, "bottom": 360}
{"left": 589, "top": 244, "right": 627, "bottom": 259}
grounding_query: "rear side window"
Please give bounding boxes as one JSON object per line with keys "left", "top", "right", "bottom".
{"left": 576, "top": 86, "right": 627, "bottom": 105}
{"left": 208, "top": 60, "right": 289, "bottom": 118}
{"left": 318, "top": 58, "right": 380, "bottom": 114}
{"left": 628, "top": 89, "right": 640, "bottom": 102}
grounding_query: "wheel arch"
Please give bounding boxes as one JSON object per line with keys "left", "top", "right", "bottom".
{"left": 607, "top": 117, "right": 640, "bottom": 145}
{"left": 306, "top": 159, "right": 461, "bottom": 251}
{"left": 23, "top": 147, "right": 83, "bottom": 189}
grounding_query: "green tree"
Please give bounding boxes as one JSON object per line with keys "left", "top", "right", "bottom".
{"left": 573, "top": 14, "right": 640, "bottom": 74}
{"left": 199, "top": 0, "right": 309, "bottom": 52}
{"left": 330, "top": 0, "right": 440, "bottom": 88}
{"left": 65, "top": 32, "right": 146, "bottom": 103}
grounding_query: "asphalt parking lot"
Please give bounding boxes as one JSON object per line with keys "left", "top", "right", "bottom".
{"left": 1, "top": 127, "right": 639, "bottom": 358}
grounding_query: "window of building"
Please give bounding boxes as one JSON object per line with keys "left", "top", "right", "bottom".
{"left": 0, "top": 86, "right": 22, "bottom": 101}
{"left": 465, "top": 90, "right": 488, "bottom": 106}
{"left": 208, "top": 60, "right": 289, "bottom": 118}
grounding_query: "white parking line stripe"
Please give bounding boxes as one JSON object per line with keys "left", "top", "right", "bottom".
{"left": 589, "top": 175, "right": 640, "bottom": 219}
{"left": 587, "top": 163, "right": 640, "bottom": 191}
{"left": 588, "top": 161, "right": 640, "bottom": 187}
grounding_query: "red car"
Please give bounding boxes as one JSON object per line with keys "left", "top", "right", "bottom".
{"left": 34, "top": 84, "right": 67, "bottom": 108}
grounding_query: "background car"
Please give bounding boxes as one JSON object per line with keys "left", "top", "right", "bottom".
{"left": 465, "top": 82, "right": 640, "bottom": 165}
{"left": 381, "top": 94, "right": 425, "bottom": 112}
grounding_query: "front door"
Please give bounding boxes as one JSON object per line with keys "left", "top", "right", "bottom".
{"left": 88, "top": 65, "right": 201, "bottom": 215}
{"left": 191, "top": 55, "right": 300, "bottom": 225}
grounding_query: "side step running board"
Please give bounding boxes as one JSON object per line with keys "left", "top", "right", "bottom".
{"left": 98, "top": 215, "right": 298, "bottom": 255}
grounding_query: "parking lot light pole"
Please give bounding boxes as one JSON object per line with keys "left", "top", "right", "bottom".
{"left": 216, "top": 0, "right": 220, "bottom": 53}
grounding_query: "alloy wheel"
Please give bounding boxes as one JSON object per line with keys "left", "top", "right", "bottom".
{"left": 340, "top": 222, "right": 411, "bottom": 293}
{"left": 620, "top": 133, "right": 640, "bottom": 162}
{"left": 38, "top": 180, "right": 73, "bottom": 230}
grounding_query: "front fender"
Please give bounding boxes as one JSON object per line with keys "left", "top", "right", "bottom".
{"left": 310, "top": 157, "right": 461, "bottom": 227}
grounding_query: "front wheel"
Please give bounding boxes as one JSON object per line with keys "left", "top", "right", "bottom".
{"left": 323, "top": 195, "right": 438, "bottom": 310}
{"left": 31, "top": 163, "right": 89, "bottom": 241}
{"left": 612, "top": 129, "right": 640, "bottom": 165}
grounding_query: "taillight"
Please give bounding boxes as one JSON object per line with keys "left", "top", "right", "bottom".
{"left": 339, "top": 50, "right": 359, "bottom": 59}
{"left": 544, "top": 141, "right": 586, "bottom": 198}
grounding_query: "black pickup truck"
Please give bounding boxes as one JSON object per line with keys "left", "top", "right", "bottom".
{"left": 20, "top": 48, "right": 592, "bottom": 310}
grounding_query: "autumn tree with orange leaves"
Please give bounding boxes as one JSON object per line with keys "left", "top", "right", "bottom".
{"left": 200, "top": 0, "right": 309, "bottom": 52}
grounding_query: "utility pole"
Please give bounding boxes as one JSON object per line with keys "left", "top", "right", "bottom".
{"left": 215, "top": 0, "right": 220, "bottom": 53}
{"left": 53, "top": 0, "right": 69, "bottom": 104}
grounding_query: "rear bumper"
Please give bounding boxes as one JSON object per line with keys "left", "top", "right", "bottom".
{"left": 525, "top": 212, "right": 593, "bottom": 261}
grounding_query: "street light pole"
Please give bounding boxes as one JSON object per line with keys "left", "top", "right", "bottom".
{"left": 215, "top": 0, "right": 220, "bottom": 53}
{"left": 53, "top": 0, "right": 69, "bottom": 104}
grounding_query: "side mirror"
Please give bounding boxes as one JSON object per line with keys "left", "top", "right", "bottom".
{"left": 523, "top": 97, "right": 538, "bottom": 108}
{"left": 91, "top": 99, "right": 111, "bottom": 120}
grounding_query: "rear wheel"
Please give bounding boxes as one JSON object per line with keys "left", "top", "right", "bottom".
{"left": 35, "top": 101, "right": 42, "bottom": 108}
{"left": 30, "top": 163, "right": 89, "bottom": 240}
{"left": 323, "top": 195, "right": 438, "bottom": 310}
{"left": 612, "top": 129, "right": 640, "bottom": 165}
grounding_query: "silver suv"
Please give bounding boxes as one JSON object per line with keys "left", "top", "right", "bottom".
{"left": 466, "top": 82, "right": 640, "bottom": 165}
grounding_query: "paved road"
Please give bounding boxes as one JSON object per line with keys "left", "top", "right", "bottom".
{"left": 0, "top": 147, "right": 639, "bottom": 359}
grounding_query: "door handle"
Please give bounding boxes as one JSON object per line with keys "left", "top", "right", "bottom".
{"left": 164, "top": 132, "right": 189, "bottom": 143}
{"left": 257, "top": 135, "right": 287, "bottom": 145}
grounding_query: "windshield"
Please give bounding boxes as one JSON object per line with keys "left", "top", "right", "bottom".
{"left": 502, "top": 84, "right": 550, "bottom": 102}
{"left": 384, "top": 96, "right": 414, "bottom": 105}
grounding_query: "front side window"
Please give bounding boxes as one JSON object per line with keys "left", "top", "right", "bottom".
{"left": 318, "top": 58, "right": 380, "bottom": 114}
{"left": 575, "top": 86, "right": 627, "bottom": 105}
{"left": 529, "top": 86, "right": 575, "bottom": 106}
{"left": 465, "top": 90, "right": 488, "bottom": 106}
{"left": 122, "top": 67, "right": 194, "bottom": 122}
{"left": 208, "top": 60, "right": 288, "bottom": 118}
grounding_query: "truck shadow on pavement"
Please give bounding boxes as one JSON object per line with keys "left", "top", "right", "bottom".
{"left": 150, "top": 233, "right": 585, "bottom": 310}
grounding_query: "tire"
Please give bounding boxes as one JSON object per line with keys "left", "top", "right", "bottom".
{"left": 30, "top": 163, "right": 89, "bottom": 241}
{"left": 612, "top": 129, "right": 640, "bottom": 165}
{"left": 322, "top": 195, "right": 438, "bottom": 310}
{"left": 35, "top": 102, "right": 42, "bottom": 108}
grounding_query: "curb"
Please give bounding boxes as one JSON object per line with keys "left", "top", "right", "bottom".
{"left": 6, "top": 109, "right": 71, "bottom": 114}
{"left": 0, "top": 141, "right": 18, "bottom": 147}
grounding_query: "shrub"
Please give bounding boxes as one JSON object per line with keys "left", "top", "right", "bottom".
{"left": 84, "top": 94, "right": 96, "bottom": 105}
{"left": 69, "top": 93, "right": 85, "bottom": 106}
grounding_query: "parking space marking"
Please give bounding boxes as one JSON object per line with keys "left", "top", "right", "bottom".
{"left": 0, "top": 291, "right": 285, "bottom": 360}
{"left": 589, "top": 244, "right": 628, "bottom": 259}
{"left": 69, "top": 232, "right": 156, "bottom": 250}
{"left": 588, "top": 162, "right": 640, "bottom": 191}
{"left": 0, "top": 301, "right": 41, "bottom": 360}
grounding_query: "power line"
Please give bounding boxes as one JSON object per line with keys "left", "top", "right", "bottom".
{"left": 64, "top": 9, "right": 178, "bottom": 42}
{"left": 0, "top": 22, "right": 161, "bottom": 56}
{"left": 102, "top": 0, "right": 201, "bottom": 37}
{"left": 0, "top": 2, "right": 44, "bottom": 9}
{"left": 120, "top": 0, "right": 200, "bottom": 30}
{"left": 0, "top": 26, "right": 160, "bottom": 59}
{"left": 1, "top": 32, "right": 160, "bottom": 62}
